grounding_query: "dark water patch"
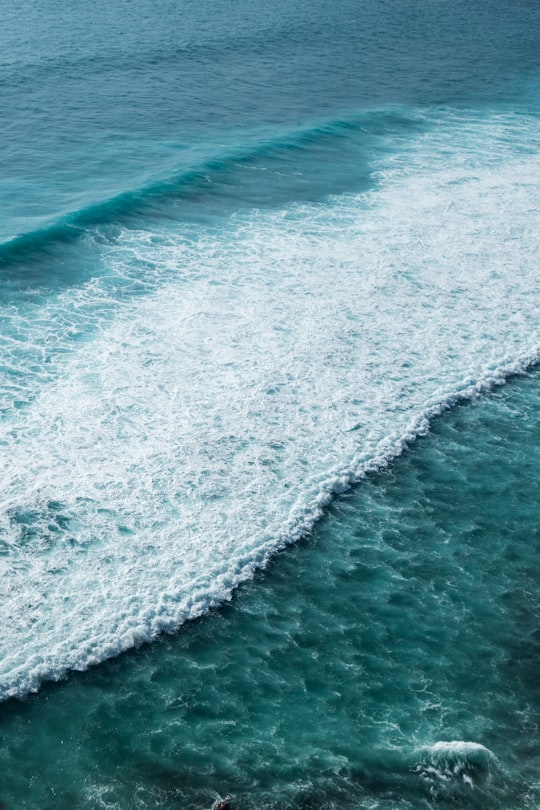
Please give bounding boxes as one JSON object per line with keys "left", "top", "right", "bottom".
{"left": 2, "top": 500, "right": 78, "bottom": 555}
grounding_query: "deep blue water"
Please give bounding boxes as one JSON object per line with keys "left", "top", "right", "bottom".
{"left": 0, "top": 0, "right": 539, "bottom": 807}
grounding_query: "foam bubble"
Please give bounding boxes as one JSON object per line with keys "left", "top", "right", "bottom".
{"left": 0, "top": 108, "right": 538, "bottom": 699}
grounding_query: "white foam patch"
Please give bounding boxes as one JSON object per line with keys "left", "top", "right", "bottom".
{"left": 0, "top": 108, "right": 539, "bottom": 699}
{"left": 425, "top": 742, "right": 493, "bottom": 756}
{"left": 413, "top": 741, "right": 497, "bottom": 786}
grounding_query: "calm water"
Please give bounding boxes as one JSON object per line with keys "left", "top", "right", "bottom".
{"left": 0, "top": 0, "right": 539, "bottom": 807}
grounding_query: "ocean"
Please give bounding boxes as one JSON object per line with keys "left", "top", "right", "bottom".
{"left": 0, "top": 0, "right": 539, "bottom": 807}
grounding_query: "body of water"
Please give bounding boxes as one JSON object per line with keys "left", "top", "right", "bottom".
{"left": 0, "top": 1, "right": 539, "bottom": 807}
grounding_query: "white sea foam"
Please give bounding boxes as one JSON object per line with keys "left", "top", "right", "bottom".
{"left": 412, "top": 741, "right": 497, "bottom": 787}
{"left": 425, "top": 742, "right": 493, "bottom": 756}
{"left": 0, "top": 109, "right": 538, "bottom": 699}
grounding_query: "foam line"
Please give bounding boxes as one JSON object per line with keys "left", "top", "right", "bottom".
{"left": 0, "top": 355, "right": 538, "bottom": 703}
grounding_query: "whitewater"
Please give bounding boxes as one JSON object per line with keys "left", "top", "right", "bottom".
{"left": 1, "top": 106, "right": 538, "bottom": 701}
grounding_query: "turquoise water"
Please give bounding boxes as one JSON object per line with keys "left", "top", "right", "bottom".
{"left": 1, "top": 0, "right": 539, "bottom": 806}
{"left": 0, "top": 371, "right": 539, "bottom": 809}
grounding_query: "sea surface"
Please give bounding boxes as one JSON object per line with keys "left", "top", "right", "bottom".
{"left": 0, "top": 0, "right": 539, "bottom": 807}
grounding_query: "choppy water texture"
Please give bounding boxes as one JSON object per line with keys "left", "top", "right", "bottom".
{"left": 0, "top": 0, "right": 539, "bottom": 806}
{"left": 1, "top": 371, "right": 539, "bottom": 809}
